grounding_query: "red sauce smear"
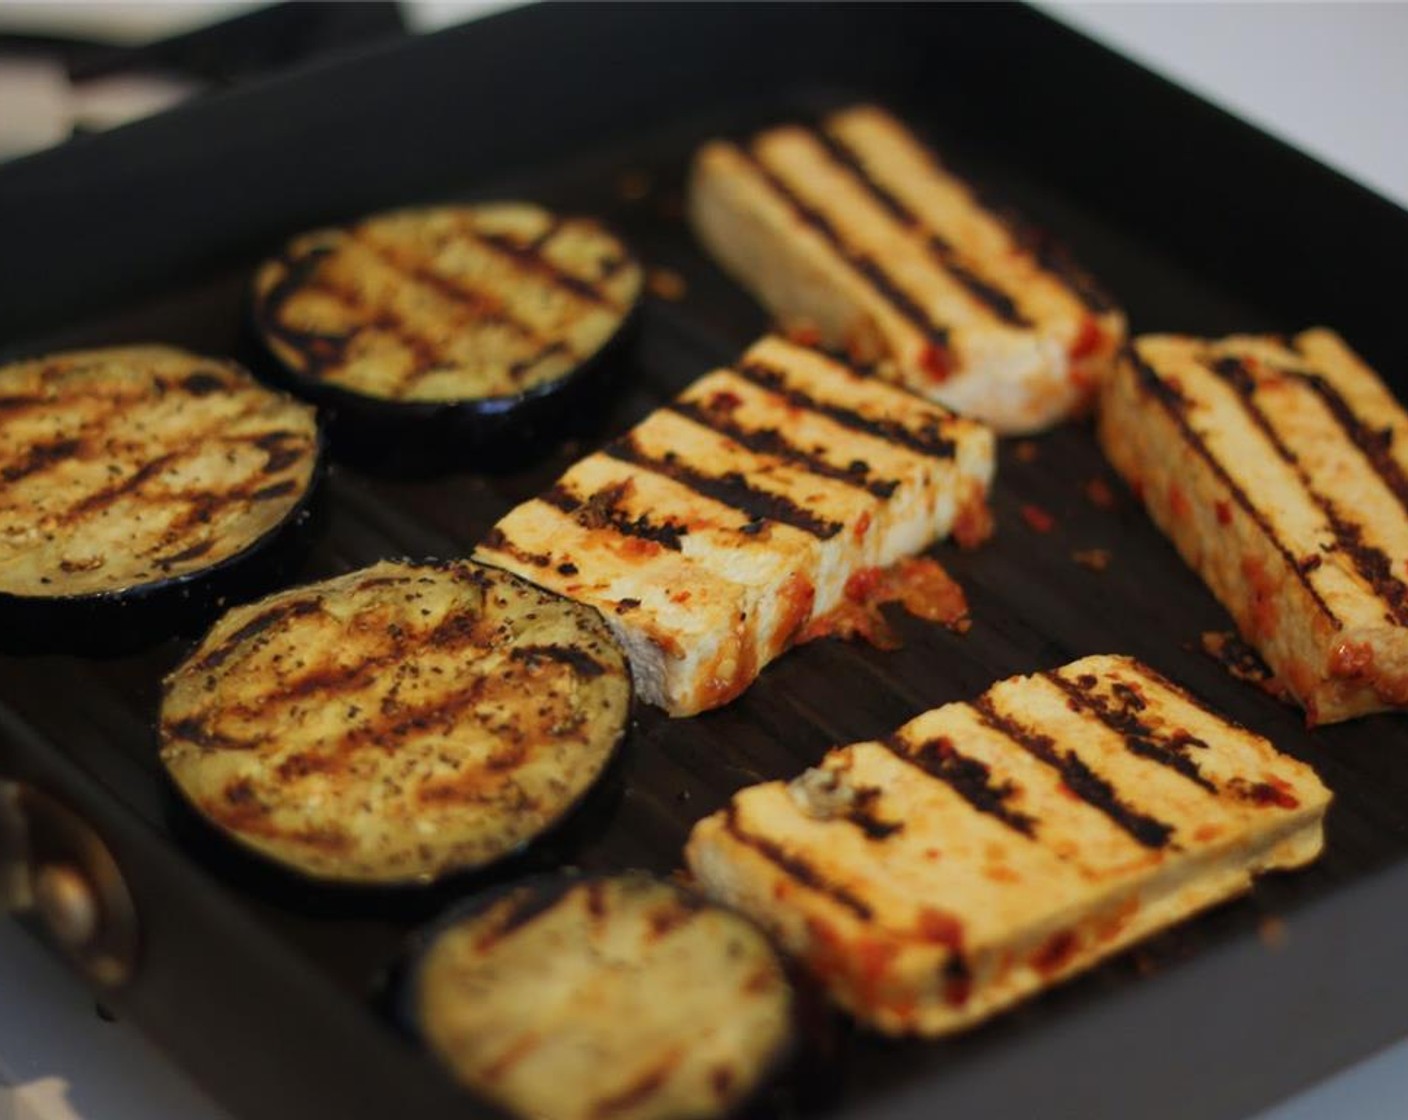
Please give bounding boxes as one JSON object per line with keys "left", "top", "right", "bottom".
{"left": 1084, "top": 476, "right": 1117, "bottom": 510}
{"left": 1329, "top": 639, "right": 1375, "bottom": 679}
{"left": 953, "top": 496, "right": 995, "bottom": 550}
{"left": 920, "top": 342, "right": 955, "bottom": 383}
{"left": 1020, "top": 503, "right": 1056, "bottom": 533}
{"left": 799, "top": 556, "right": 970, "bottom": 651}
{"left": 1069, "top": 317, "right": 1104, "bottom": 360}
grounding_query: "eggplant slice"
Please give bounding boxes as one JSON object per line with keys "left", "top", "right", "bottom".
{"left": 0, "top": 345, "right": 321, "bottom": 650}
{"left": 251, "top": 203, "right": 643, "bottom": 469}
{"left": 413, "top": 872, "right": 795, "bottom": 1120}
{"left": 159, "top": 559, "right": 632, "bottom": 885}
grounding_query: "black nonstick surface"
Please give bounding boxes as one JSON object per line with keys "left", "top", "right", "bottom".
{"left": 2, "top": 5, "right": 1407, "bottom": 1120}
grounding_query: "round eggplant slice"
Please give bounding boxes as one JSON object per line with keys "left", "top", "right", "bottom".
{"left": 413, "top": 872, "right": 795, "bottom": 1120}
{"left": 251, "top": 202, "right": 642, "bottom": 469}
{"left": 0, "top": 345, "right": 321, "bottom": 651}
{"left": 159, "top": 559, "right": 631, "bottom": 885}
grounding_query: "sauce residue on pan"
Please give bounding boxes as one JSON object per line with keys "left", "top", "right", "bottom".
{"left": 799, "top": 556, "right": 969, "bottom": 650}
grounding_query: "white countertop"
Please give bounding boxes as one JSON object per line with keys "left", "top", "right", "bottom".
{"left": 2, "top": 2, "right": 1406, "bottom": 1118}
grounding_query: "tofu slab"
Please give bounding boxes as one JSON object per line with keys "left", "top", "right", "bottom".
{"left": 475, "top": 335, "right": 994, "bottom": 716}
{"left": 689, "top": 105, "right": 1126, "bottom": 435}
{"left": 1101, "top": 329, "right": 1408, "bottom": 724}
{"left": 686, "top": 655, "right": 1329, "bottom": 1036}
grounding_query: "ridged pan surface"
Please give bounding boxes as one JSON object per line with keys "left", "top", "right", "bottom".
{"left": 1, "top": 7, "right": 1407, "bottom": 1120}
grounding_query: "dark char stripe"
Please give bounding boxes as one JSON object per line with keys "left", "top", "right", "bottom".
{"left": 724, "top": 805, "right": 873, "bottom": 919}
{"left": 1297, "top": 368, "right": 1408, "bottom": 520}
{"left": 735, "top": 360, "right": 956, "bottom": 462}
{"left": 469, "top": 227, "right": 615, "bottom": 308}
{"left": 813, "top": 127, "right": 1031, "bottom": 328}
{"left": 541, "top": 481, "right": 689, "bottom": 551}
{"left": 1208, "top": 356, "right": 1408, "bottom": 627}
{"left": 352, "top": 230, "right": 544, "bottom": 345}
{"left": 739, "top": 145, "right": 951, "bottom": 348}
{"left": 509, "top": 644, "right": 607, "bottom": 679}
{"left": 1045, "top": 672, "right": 1216, "bottom": 794}
{"left": 886, "top": 734, "right": 1037, "bottom": 836}
{"left": 604, "top": 434, "right": 842, "bottom": 540}
{"left": 1129, "top": 348, "right": 1340, "bottom": 628}
{"left": 192, "top": 596, "right": 323, "bottom": 674}
{"left": 971, "top": 695, "right": 1174, "bottom": 849}
{"left": 667, "top": 399, "right": 898, "bottom": 498}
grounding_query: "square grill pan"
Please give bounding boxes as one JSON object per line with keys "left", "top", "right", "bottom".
{"left": 2, "top": 5, "right": 1408, "bottom": 1120}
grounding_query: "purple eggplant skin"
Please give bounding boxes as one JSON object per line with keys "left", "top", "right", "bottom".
{"left": 245, "top": 301, "right": 641, "bottom": 479}
{"left": 0, "top": 439, "right": 328, "bottom": 658}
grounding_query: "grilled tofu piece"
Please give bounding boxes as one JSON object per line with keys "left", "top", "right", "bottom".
{"left": 160, "top": 560, "right": 630, "bottom": 884}
{"left": 415, "top": 873, "right": 794, "bottom": 1120}
{"left": 686, "top": 655, "right": 1329, "bottom": 1036}
{"left": 1101, "top": 329, "right": 1408, "bottom": 724}
{"left": 253, "top": 202, "right": 641, "bottom": 404}
{"left": 475, "top": 335, "right": 994, "bottom": 716}
{"left": 0, "top": 345, "right": 318, "bottom": 600}
{"left": 689, "top": 105, "right": 1125, "bottom": 435}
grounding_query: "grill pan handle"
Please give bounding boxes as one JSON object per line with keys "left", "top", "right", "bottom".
{"left": 0, "top": 779, "right": 138, "bottom": 986}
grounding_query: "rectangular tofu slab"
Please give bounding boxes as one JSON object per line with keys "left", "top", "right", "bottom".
{"left": 1101, "top": 328, "right": 1408, "bottom": 724}
{"left": 475, "top": 335, "right": 994, "bottom": 716}
{"left": 688, "top": 104, "right": 1126, "bottom": 435}
{"left": 686, "top": 655, "right": 1329, "bottom": 1036}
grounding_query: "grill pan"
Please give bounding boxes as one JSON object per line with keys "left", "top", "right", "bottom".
{"left": 2, "top": 5, "right": 1408, "bottom": 1119}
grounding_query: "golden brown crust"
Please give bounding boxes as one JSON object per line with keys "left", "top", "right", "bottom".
{"left": 1100, "top": 330, "right": 1408, "bottom": 723}
{"left": 159, "top": 560, "right": 630, "bottom": 884}
{"left": 688, "top": 105, "right": 1126, "bottom": 434}
{"left": 686, "top": 655, "right": 1330, "bottom": 1036}
{"left": 0, "top": 345, "right": 317, "bottom": 598}
{"left": 252, "top": 203, "right": 642, "bottom": 403}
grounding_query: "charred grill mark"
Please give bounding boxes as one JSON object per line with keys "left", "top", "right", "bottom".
{"left": 510, "top": 644, "right": 608, "bottom": 679}
{"left": 724, "top": 804, "right": 873, "bottom": 919}
{"left": 971, "top": 696, "right": 1174, "bottom": 849}
{"left": 480, "top": 527, "right": 552, "bottom": 568}
{"left": 1208, "top": 356, "right": 1408, "bottom": 627}
{"left": 252, "top": 479, "right": 298, "bottom": 502}
{"left": 811, "top": 128, "right": 1031, "bottom": 327}
{"left": 888, "top": 734, "right": 1037, "bottom": 836}
{"left": 735, "top": 361, "right": 956, "bottom": 461}
{"left": 180, "top": 371, "right": 229, "bottom": 397}
{"left": 258, "top": 245, "right": 446, "bottom": 388}
{"left": 0, "top": 394, "right": 45, "bottom": 413}
{"left": 1299, "top": 371, "right": 1408, "bottom": 516}
{"left": 353, "top": 229, "right": 543, "bottom": 340}
{"left": 604, "top": 434, "right": 843, "bottom": 540}
{"left": 475, "top": 884, "right": 578, "bottom": 951}
{"left": 507, "top": 341, "right": 572, "bottom": 383}
{"left": 162, "top": 715, "right": 252, "bottom": 752}
{"left": 254, "top": 430, "right": 312, "bottom": 474}
{"left": 645, "top": 895, "right": 705, "bottom": 940}
{"left": 1129, "top": 348, "right": 1340, "bottom": 627}
{"left": 1, "top": 436, "right": 82, "bottom": 483}
{"left": 738, "top": 145, "right": 951, "bottom": 348}
{"left": 192, "top": 596, "right": 323, "bottom": 673}
{"left": 467, "top": 223, "right": 616, "bottom": 309}
{"left": 64, "top": 450, "right": 182, "bottom": 517}
{"left": 153, "top": 539, "right": 215, "bottom": 570}
{"left": 667, "top": 399, "right": 899, "bottom": 498}
{"left": 254, "top": 246, "right": 355, "bottom": 369}
{"left": 589, "top": 1050, "right": 683, "bottom": 1119}
{"left": 1047, "top": 672, "right": 1216, "bottom": 794}
{"left": 541, "top": 480, "right": 689, "bottom": 550}
{"left": 841, "top": 786, "right": 905, "bottom": 840}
